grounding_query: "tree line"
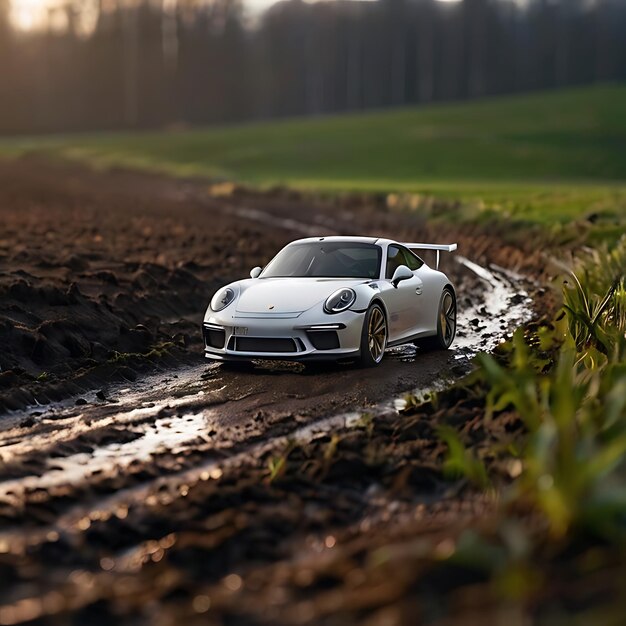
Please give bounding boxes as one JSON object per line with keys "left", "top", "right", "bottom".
{"left": 0, "top": 0, "right": 625, "bottom": 135}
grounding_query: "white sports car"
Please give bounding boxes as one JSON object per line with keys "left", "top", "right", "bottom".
{"left": 203, "top": 236, "right": 457, "bottom": 367}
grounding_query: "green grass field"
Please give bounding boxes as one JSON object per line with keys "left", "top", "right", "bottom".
{"left": 2, "top": 84, "right": 626, "bottom": 241}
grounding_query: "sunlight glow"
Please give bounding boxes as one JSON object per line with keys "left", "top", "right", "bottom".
{"left": 9, "top": 0, "right": 471, "bottom": 33}
{"left": 10, "top": 0, "right": 57, "bottom": 31}
{"left": 10, "top": 0, "right": 100, "bottom": 35}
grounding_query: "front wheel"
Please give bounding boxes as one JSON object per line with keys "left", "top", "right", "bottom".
{"left": 359, "top": 303, "right": 388, "bottom": 367}
{"left": 415, "top": 287, "right": 457, "bottom": 351}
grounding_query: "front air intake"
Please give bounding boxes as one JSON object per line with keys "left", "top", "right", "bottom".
{"left": 203, "top": 325, "right": 226, "bottom": 349}
{"left": 306, "top": 330, "right": 340, "bottom": 350}
{"left": 232, "top": 337, "right": 298, "bottom": 353}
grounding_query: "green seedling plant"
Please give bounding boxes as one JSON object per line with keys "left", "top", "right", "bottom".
{"left": 438, "top": 425, "right": 490, "bottom": 490}
{"left": 560, "top": 235, "right": 626, "bottom": 354}
{"left": 266, "top": 455, "right": 288, "bottom": 484}
{"left": 429, "top": 237, "right": 626, "bottom": 616}
{"left": 561, "top": 268, "right": 625, "bottom": 356}
{"left": 481, "top": 334, "right": 626, "bottom": 538}
{"left": 438, "top": 236, "right": 625, "bottom": 540}
{"left": 478, "top": 237, "right": 626, "bottom": 539}
{"left": 266, "top": 439, "right": 298, "bottom": 484}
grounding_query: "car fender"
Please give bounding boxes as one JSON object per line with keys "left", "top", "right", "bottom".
{"left": 351, "top": 281, "right": 394, "bottom": 323}
{"left": 420, "top": 269, "right": 454, "bottom": 329}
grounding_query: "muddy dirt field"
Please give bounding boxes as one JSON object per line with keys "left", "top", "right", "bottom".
{"left": 0, "top": 157, "right": 560, "bottom": 625}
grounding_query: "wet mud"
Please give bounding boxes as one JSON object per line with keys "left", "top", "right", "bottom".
{"left": 0, "top": 156, "right": 558, "bottom": 625}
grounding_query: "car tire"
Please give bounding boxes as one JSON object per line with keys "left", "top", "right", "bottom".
{"left": 359, "top": 303, "right": 388, "bottom": 367}
{"left": 415, "top": 287, "right": 456, "bottom": 351}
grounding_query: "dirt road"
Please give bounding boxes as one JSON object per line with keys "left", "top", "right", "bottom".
{"left": 0, "top": 157, "right": 541, "bottom": 625}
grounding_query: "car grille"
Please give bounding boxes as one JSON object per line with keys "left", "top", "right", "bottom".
{"left": 229, "top": 337, "right": 300, "bottom": 353}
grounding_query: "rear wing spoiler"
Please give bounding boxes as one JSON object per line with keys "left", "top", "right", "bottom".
{"left": 403, "top": 243, "right": 458, "bottom": 270}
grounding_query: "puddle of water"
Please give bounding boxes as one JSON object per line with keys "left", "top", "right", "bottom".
{"left": 0, "top": 379, "right": 213, "bottom": 459}
{"left": 0, "top": 412, "right": 208, "bottom": 497}
{"left": 455, "top": 255, "right": 531, "bottom": 353}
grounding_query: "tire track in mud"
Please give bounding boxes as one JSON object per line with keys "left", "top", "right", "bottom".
{"left": 0, "top": 166, "right": 543, "bottom": 624}
{"left": 227, "top": 206, "right": 333, "bottom": 237}
{"left": 0, "top": 258, "right": 532, "bottom": 547}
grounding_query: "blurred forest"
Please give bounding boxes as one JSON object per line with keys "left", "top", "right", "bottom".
{"left": 1, "top": 0, "right": 625, "bottom": 135}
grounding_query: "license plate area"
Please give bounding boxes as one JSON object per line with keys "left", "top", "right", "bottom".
{"left": 233, "top": 326, "right": 249, "bottom": 336}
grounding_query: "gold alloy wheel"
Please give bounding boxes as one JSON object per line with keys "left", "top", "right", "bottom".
{"left": 440, "top": 290, "right": 456, "bottom": 347}
{"left": 368, "top": 306, "right": 387, "bottom": 363}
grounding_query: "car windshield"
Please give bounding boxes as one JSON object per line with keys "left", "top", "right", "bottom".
{"left": 261, "top": 242, "right": 381, "bottom": 279}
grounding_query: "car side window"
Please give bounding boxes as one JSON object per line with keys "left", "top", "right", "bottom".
{"left": 400, "top": 247, "right": 424, "bottom": 271}
{"left": 386, "top": 245, "right": 403, "bottom": 279}
{"left": 386, "top": 245, "right": 423, "bottom": 278}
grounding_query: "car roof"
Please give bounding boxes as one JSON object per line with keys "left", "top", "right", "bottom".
{"left": 289, "top": 236, "right": 397, "bottom": 246}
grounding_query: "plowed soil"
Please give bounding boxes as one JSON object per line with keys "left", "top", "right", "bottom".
{"left": 0, "top": 156, "right": 566, "bottom": 626}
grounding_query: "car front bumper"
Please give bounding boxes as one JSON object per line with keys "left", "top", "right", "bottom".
{"left": 202, "top": 308, "right": 365, "bottom": 362}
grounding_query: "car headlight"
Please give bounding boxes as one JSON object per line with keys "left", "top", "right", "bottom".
{"left": 210, "top": 286, "right": 237, "bottom": 312}
{"left": 324, "top": 288, "right": 356, "bottom": 314}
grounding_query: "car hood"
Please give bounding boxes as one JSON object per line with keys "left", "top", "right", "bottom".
{"left": 236, "top": 278, "right": 367, "bottom": 314}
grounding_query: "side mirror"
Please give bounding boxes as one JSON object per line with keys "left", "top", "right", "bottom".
{"left": 250, "top": 266, "right": 262, "bottom": 279}
{"left": 391, "top": 265, "right": 413, "bottom": 288}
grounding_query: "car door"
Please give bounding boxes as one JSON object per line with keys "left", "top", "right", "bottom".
{"left": 383, "top": 245, "right": 424, "bottom": 342}
{"left": 399, "top": 246, "right": 435, "bottom": 334}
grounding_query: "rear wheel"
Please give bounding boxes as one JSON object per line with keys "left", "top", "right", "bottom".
{"left": 359, "top": 304, "right": 388, "bottom": 367}
{"left": 415, "top": 287, "right": 456, "bottom": 351}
